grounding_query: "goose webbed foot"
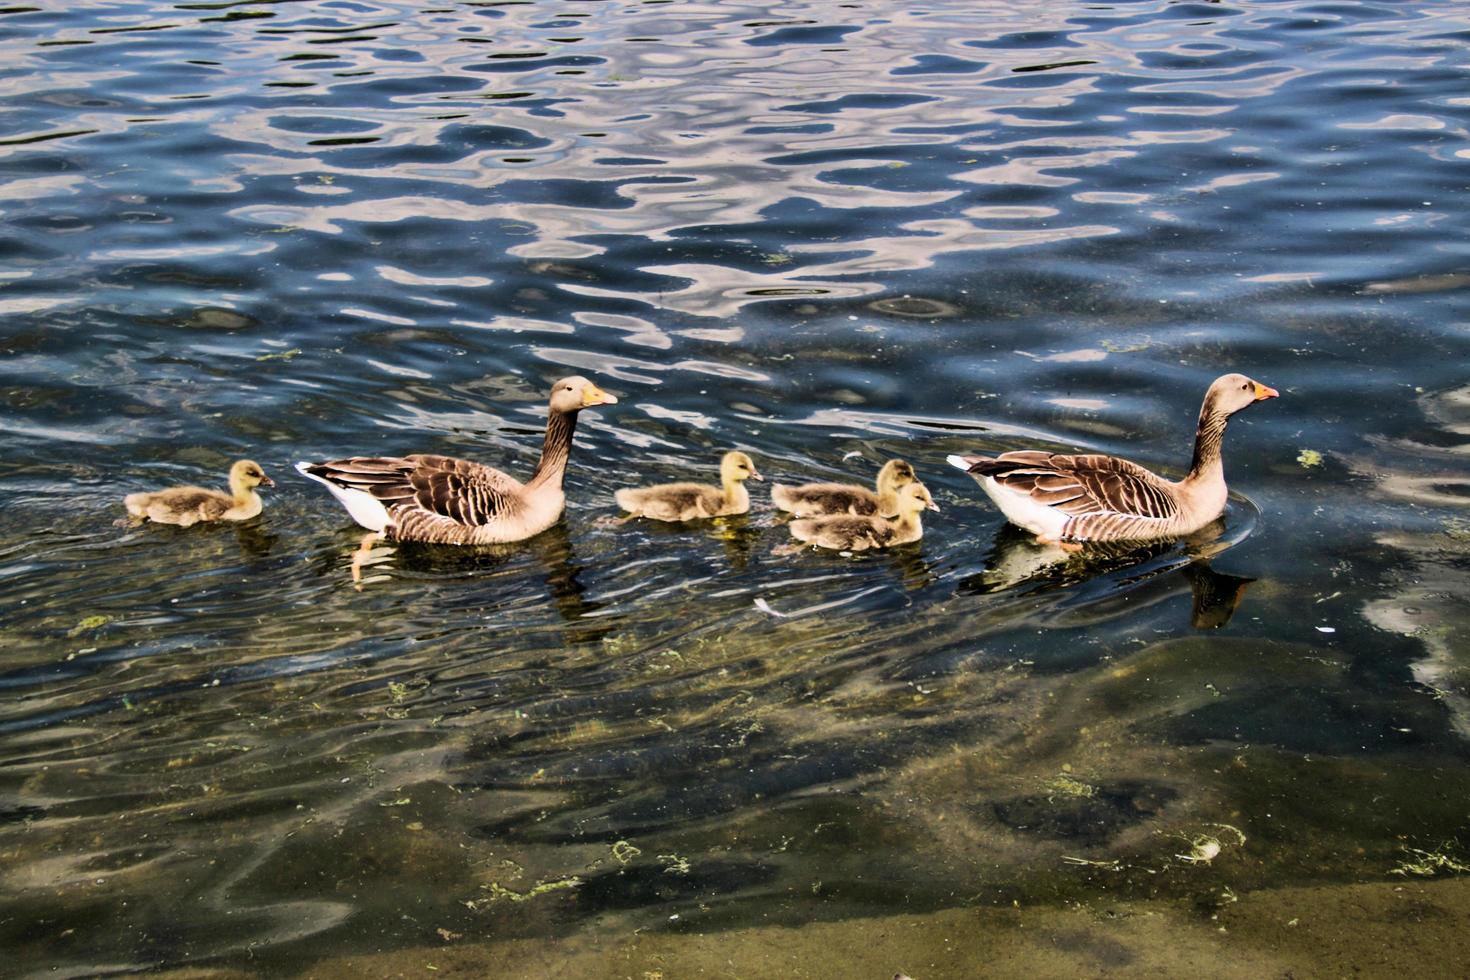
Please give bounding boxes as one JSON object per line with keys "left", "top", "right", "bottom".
{"left": 350, "top": 531, "right": 392, "bottom": 587}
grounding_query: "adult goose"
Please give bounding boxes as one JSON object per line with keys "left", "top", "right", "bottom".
{"left": 298, "top": 377, "right": 617, "bottom": 572}
{"left": 771, "top": 458, "right": 916, "bottom": 518}
{"left": 947, "top": 373, "right": 1277, "bottom": 548}
{"left": 614, "top": 450, "right": 762, "bottom": 522}
{"left": 124, "top": 459, "right": 273, "bottom": 527}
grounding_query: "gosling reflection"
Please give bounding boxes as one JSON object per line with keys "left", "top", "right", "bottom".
{"left": 886, "top": 543, "right": 942, "bottom": 592}
{"left": 232, "top": 520, "right": 278, "bottom": 560}
{"left": 713, "top": 514, "right": 760, "bottom": 571}
{"left": 958, "top": 520, "right": 1254, "bottom": 629}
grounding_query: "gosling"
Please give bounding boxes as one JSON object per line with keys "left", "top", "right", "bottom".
{"left": 614, "top": 451, "right": 762, "bottom": 521}
{"left": 787, "top": 481, "right": 938, "bottom": 551}
{"left": 771, "top": 458, "right": 916, "bottom": 518}
{"left": 123, "top": 460, "right": 274, "bottom": 527}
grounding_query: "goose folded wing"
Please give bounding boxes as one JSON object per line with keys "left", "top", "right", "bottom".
{"left": 986, "top": 452, "right": 1178, "bottom": 519}
{"left": 403, "top": 454, "right": 520, "bottom": 526}
{"left": 306, "top": 457, "right": 420, "bottom": 505}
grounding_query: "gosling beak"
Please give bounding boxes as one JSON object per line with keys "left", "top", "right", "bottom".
{"left": 1252, "top": 381, "right": 1279, "bottom": 401}
{"left": 583, "top": 384, "right": 619, "bottom": 407}
{"left": 750, "top": 468, "right": 764, "bottom": 482}
{"left": 259, "top": 474, "right": 275, "bottom": 488}
{"left": 926, "top": 500, "right": 941, "bottom": 512}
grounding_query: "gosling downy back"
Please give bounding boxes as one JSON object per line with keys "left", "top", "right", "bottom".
{"left": 124, "top": 459, "right": 274, "bottom": 527}
{"left": 771, "top": 458, "right": 917, "bottom": 518}
{"left": 787, "top": 481, "right": 938, "bottom": 551}
{"left": 615, "top": 450, "right": 762, "bottom": 522}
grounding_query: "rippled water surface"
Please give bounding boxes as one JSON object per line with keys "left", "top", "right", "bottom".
{"left": 3, "top": 0, "right": 1469, "bottom": 974}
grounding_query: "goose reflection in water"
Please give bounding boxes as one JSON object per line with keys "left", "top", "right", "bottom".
{"left": 958, "top": 519, "right": 1255, "bottom": 630}
{"left": 348, "top": 522, "right": 611, "bottom": 638}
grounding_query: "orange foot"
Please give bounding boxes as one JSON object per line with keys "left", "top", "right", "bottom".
{"left": 351, "top": 531, "right": 386, "bottom": 585}
{"left": 1037, "top": 534, "right": 1084, "bottom": 554}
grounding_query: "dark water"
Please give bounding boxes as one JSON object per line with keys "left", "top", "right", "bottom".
{"left": 2, "top": 0, "right": 1468, "bottom": 974}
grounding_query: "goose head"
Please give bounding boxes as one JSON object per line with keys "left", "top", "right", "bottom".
{"left": 721, "top": 450, "right": 763, "bottom": 484}
{"left": 549, "top": 375, "right": 619, "bottom": 414}
{"left": 1206, "top": 373, "right": 1278, "bottom": 417}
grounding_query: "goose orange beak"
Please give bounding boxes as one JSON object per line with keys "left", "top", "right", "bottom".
{"left": 583, "top": 383, "right": 618, "bottom": 407}
{"left": 1252, "top": 381, "right": 1279, "bottom": 401}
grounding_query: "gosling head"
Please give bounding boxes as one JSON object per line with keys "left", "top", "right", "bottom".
{"left": 898, "top": 481, "right": 939, "bottom": 515}
{"left": 1205, "top": 373, "right": 1278, "bottom": 418}
{"left": 230, "top": 459, "right": 273, "bottom": 491}
{"left": 877, "top": 458, "right": 917, "bottom": 493}
{"left": 720, "top": 450, "right": 763, "bottom": 484}
{"left": 548, "top": 375, "right": 619, "bottom": 414}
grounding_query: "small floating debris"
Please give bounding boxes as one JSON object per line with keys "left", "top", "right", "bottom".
{"left": 1315, "top": 626, "right": 1336, "bottom": 634}
{"left": 1297, "top": 448, "right": 1324, "bottom": 468}
{"left": 1390, "top": 842, "right": 1470, "bottom": 877}
{"left": 1172, "top": 823, "right": 1246, "bottom": 866}
{"left": 658, "top": 852, "right": 691, "bottom": 875}
{"left": 465, "top": 876, "right": 583, "bottom": 908}
{"left": 1062, "top": 856, "right": 1124, "bottom": 871}
{"left": 868, "top": 295, "right": 959, "bottom": 318}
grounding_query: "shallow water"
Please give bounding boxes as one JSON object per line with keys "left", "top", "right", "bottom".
{"left": 2, "top": 0, "right": 1468, "bottom": 974}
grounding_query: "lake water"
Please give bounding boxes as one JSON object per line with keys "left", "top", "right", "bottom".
{"left": 2, "top": 0, "right": 1469, "bottom": 975}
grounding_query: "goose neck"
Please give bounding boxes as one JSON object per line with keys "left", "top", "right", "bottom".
{"left": 527, "top": 409, "right": 577, "bottom": 490}
{"left": 1186, "top": 405, "right": 1229, "bottom": 483}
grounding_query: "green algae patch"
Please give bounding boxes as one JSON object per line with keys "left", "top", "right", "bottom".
{"left": 1392, "top": 842, "right": 1470, "bottom": 877}
{"left": 468, "top": 876, "right": 583, "bottom": 907}
{"left": 1041, "top": 772, "right": 1097, "bottom": 801}
{"left": 1297, "top": 448, "right": 1324, "bottom": 468}
{"left": 67, "top": 614, "right": 111, "bottom": 636}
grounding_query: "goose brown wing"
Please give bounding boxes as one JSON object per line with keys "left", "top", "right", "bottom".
{"left": 303, "top": 455, "right": 521, "bottom": 526}
{"left": 983, "top": 451, "right": 1178, "bottom": 519}
{"left": 302, "top": 457, "right": 420, "bottom": 506}
{"left": 401, "top": 454, "right": 521, "bottom": 526}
